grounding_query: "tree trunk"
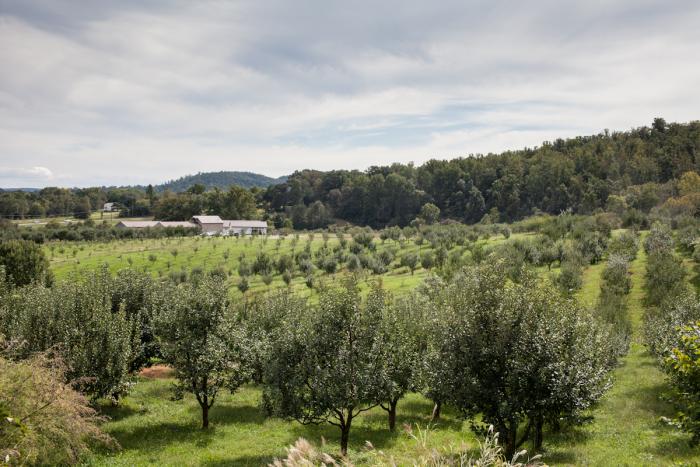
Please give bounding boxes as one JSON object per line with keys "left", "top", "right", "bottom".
{"left": 503, "top": 422, "right": 517, "bottom": 460}
{"left": 533, "top": 415, "right": 544, "bottom": 451}
{"left": 431, "top": 400, "right": 442, "bottom": 421}
{"left": 388, "top": 400, "right": 398, "bottom": 431}
{"left": 340, "top": 417, "right": 352, "bottom": 456}
{"left": 201, "top": 400, "right": 209, "bottom": 429}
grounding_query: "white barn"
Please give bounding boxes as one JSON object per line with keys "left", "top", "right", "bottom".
{"left": 222, "top": 220, "right": 268, "bottom": 236}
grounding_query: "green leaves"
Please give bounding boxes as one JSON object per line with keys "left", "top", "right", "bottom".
{"left": 0, "top": 240, "right": 51, "bottom": 287}
{"left": 154, "top": 276, "right": 249, "bottom": 427}
{"left": 427, "top": 261, "right": 612, "bottom": 455}
{"left": 263, "top": 280, "right": 388, "bottom": 454}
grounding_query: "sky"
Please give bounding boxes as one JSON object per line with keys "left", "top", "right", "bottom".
{"left": 1, "top": 0, "right": 699, "bottom": 188}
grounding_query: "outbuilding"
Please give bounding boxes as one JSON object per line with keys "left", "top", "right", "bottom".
{"left": 191, "top": 215, "right": 225, "bottom": 234}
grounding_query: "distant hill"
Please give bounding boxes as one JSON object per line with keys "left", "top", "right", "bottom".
{"left": 157, "top": 171, "right": 287, "bottom": 192}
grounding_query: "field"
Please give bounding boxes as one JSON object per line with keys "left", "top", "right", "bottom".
{"left": 45, "top": 231, "right": 534, "bottom": 299}
{"left": 44, "top": 230, "right": 700, "bottom": 466}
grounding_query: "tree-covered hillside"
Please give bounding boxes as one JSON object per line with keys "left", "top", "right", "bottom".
{"left": 264, "top": 118, "right": 700, "bottom": 228}
{"left": 159, "top": 171, "right": 287, "bottom": 192}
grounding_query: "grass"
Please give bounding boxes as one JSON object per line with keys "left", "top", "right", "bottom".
{"left": 61, "top": 229, "right": 700, "bottom": 465}
{"left": 548, "top": 234, "right": 700, "bottom": 465}
{"left": 85, "top": 381, "right": 476, "bottom": 466}
{"left": 45, "top": 234, "right": 487, "bottom": 299}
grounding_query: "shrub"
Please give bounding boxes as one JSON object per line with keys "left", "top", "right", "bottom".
{"left": 663, "top": 321, "right": 700, "bottom": 444}
{"left": 237, "top": 277, "right": 249, "bottom": 294}
{"left": 346, "top": 254, "right": 362, "bottom": 272}
{"left": 237, "top": 259, "right": 251, "bottom": 277}
{"left": 352, "top": 231, "right": 374, "bottom": 249}
{"left": 1, "top": 270, "right": 134, "bottom": 401}
{"left": 645, "top": 293, "right": 700, "bottom": 360}
{"left": 420, "top": 251, "right": 435, "bottom": 270}
{"left": 400, "top": 253, "right": 419, "bottom": 274}
{"left": 597, "top": 255, "right": 633, "bottom": 357}
{"left": 644, "top": 222, "right": 674, "bottom": 254}
{"left": 556, "top": 260, "right": 583, "bottom": 294}
{"left": 253, "top": 252, "right": 273, "bottom": 275}
{"left": 276, "top": 254, "right": 294, "bottom": 274}
{"left": 0, "top": 349, "right": 115, "bottom": 465}
{"left": 645, "top": 250, "right": 687, "bottom": 307}
{"left": 0, "top": 239, "right": 51, "bottom": 287}
{"left": 607, "top": 230, "right": 639, "bottom": 261}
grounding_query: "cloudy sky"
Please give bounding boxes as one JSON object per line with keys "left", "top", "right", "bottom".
{"left": 1, "top": 0, "right": 699, "bottom": 187}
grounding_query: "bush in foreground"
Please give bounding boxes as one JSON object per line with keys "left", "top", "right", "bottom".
{"left": 0, "top": 346, "right": 115, "bottom": 465}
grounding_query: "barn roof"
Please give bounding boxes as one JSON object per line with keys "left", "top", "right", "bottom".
{"left": 223, "top": 220, "right": 268, "bottom": 228}
{"left": 158, "top": 221, "right": 197, "bottom": 228}
{"left": 192, "top": 215, "right": 223, "bottom": 224}
{"left": 117, "top": 221, "right": 160, "bottom": 228}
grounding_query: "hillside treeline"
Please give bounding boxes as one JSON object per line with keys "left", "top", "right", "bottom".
{"left": 264, "top": 118, "right": 700, "bottom": 227}
{"left": 1, "top": 119, "right": 699, "bottom": 226}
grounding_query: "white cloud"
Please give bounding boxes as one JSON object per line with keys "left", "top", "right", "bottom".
{"left": 0, "top": 166, "right": 54, "bottom": 186}
{"left": 0, "top": 0, "right": 699, "bottom": 187}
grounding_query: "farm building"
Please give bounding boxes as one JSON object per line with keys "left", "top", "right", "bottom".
{"left": 116, "top": 220, "right": 159, "bottom": 228}
{"left": 116, "top": 216, "right": 267, "bottom": 235}
{"left": 158, "top": 221, "right": 197, "bottom": 228}
{"left": 222, "top": 219, "right": 268, "bottom": 235}
{"left": 192, "top": 216, "right": 267, "bottom": 235}
{"left": 115, "top": 220, "right": 197, "bottom": 229}
{"left": 191, "top": 215, "right": 224, "bottom": 234}
{"left": 102, "top": 202, "right": 118, "bottom": 212}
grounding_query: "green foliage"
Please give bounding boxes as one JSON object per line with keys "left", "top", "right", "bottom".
{"left": 155, "top": 276, "right": 249, "bottom": 428}
{"left": 645, "top": 250, "right": 687, "bottom": 307}
{"left": 607, "top": 231, "right": 639, "bottom": 261}
{"left": 159, "top": 170, "right": 286, "bottom": 191}
{"left": 556, "top": 260, "right": 584, "bottom": 294}
{"left": 0, "top": 349, "right": 115, "bottom": 465}
{"left": 663, "top": 321, "right": 700, "bottom": 444}
{"left": 253, "top": 251, "right": 273, "bottom": 275}
{"left": 374, "top": 292, "right": 424, "bottom": 430}
{"left": 263, "top": 280, "right": 385, "bottom": 455}
{"left": 420, "top": 251, "right": 435, "bottom": 270}
{"left": 644, "top": 293, "right": 700, "bottom": 360}
{"left": 237, "top": 276, "right": 249, "bottom": 294}
{"left": 400, "top": 252, "right": 419, "bottom": 274}
{"left": 430, "top": 262, "right": 612, "bottom": 456}
{"left": 0, "top": 239, "right": 51, "bottom": 287}
{"left": 419, "top": 203, "right": 441, "bottom": 225}
{"left": 643, "top": 222, "right": 674, "bottom": 254}
{"left": 352, "top": 230, "right": 374, "bottom": 249}
{"left": 596, "top": 254, "right": 633, "bottom": 356}
{"left": 1, "top": 269, "right": 135, "bottom": 400}
{"left": 244, "top": 291, "right": 307, "bottom": 384}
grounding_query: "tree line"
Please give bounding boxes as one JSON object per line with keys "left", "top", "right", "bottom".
{"left": 2, "top": 119, "right": 700, "bottom": 228}
{"left": 264, "top": 119, "right": 700, "bottom": 228}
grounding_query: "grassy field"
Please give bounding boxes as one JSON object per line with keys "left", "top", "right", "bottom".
{"left": 45, "top": 232, "right": 537, "bottom": 299}
{"left": 49, "top": 230, "right": 700, "bottom": 465}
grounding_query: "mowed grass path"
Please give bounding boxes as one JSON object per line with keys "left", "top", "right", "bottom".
{"left": 547, "top": 234, "right": 700, "bottom": 466}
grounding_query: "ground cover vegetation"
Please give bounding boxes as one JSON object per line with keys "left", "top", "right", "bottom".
{"left": 0, "top": 202, "right": 698, "bottom": 465}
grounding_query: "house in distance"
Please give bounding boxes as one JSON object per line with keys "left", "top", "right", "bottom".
{"left": 116, "top": 215, "right": 267, "bottom": 236}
